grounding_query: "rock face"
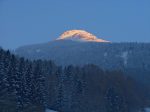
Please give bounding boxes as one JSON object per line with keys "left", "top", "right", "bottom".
{"left": 57, "top": 30, "right": 109, "bottom": 42}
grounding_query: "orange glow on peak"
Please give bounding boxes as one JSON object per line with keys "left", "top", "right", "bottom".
{"left": 57, "top": 30, "right": 110, "bottom": 43}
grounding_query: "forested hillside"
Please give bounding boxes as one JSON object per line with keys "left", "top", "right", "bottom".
{"left": 15, "top": 41, "right": 150, "bottom": 85}
{"left": 15, "top": 41, "right": 150, "bottom": 71}
{"left": 0, "top": 48, "right": 150, "bottom": 112}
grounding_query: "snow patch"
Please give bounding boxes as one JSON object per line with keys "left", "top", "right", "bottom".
{"left": 145, "top": 108, "right": 150, "bottom": 112}
{"left": 36, "top": 49, "right": 41, "bottom": 53}
{"left": 121, "top": 51, "right": 128, "bottom": 65}
{"left": 63, "top": 36, "right": 87, "bottom": 42}
{"left": 45, "top": 108, "right": 58, "bottom": 112}
{"left": 104, "top": 52, "right": 108, "bottom": 57}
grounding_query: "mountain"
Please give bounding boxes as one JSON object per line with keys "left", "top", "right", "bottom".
{"left": 15, "top": 30, "right": 150, "bottom": 85}
{"left": 15, "top": 29, "right": 111, "bottom": 67}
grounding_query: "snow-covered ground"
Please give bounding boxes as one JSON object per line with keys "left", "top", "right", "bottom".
{"left": 145, "top": 108, "right": 150, "bottom": 112}
{"left": 45, "top": 108, "right": 58, "bottom": 112}
{"left": 45, "top": 108, "right": 150, "bottom": 112}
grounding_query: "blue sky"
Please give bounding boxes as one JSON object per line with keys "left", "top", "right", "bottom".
{"left": 0, "top": 0, "right": 150, "bottom": 49}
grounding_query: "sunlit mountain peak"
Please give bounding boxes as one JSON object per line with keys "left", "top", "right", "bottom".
{"left": 57, "top": 30, "right": 109, "bottom": 42}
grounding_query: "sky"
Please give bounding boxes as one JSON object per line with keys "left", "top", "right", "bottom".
{"left": 0, "top": 0, "right": 150, "bottom": 49}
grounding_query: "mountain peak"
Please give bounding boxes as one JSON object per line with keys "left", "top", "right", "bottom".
{"left": 57, "top": 30, "right": 109, "bottom": 42}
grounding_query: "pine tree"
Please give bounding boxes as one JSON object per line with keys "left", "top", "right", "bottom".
{"left": 105, "top": 86, "right": 126, "bottom": 112}
{"left": 54, "top": 66, "right": 63, "bottom": 110}
{"left": 24, "top": 61, "right": 33, "bottom": 104}
{"left": 32, "top": 60, "right": 46, "bottom": 106}
{"left": 15, "top": 57, "right": 26, "bottom": 112}
{"left": 0, "top": 50, "right": 12, "bottom": 100}
{"left": 0, "top": 50, "right": 5, "bottom": 95}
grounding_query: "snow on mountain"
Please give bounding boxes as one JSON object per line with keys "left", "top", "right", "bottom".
{"left": 36, "top": 49, "right": 41, "bottom": 53}
{"left": 121, "top": 51, "right": 128, "bottom": 65}
{"left": 57, "top": 30, "right": 109, "bottom": 42}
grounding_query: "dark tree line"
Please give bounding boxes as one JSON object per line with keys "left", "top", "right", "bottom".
{"left": 0, "top": 48, "right": 56, "bottom": 111}
{"left": 0, "top": 48, "right": 150, "bottom": 112}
